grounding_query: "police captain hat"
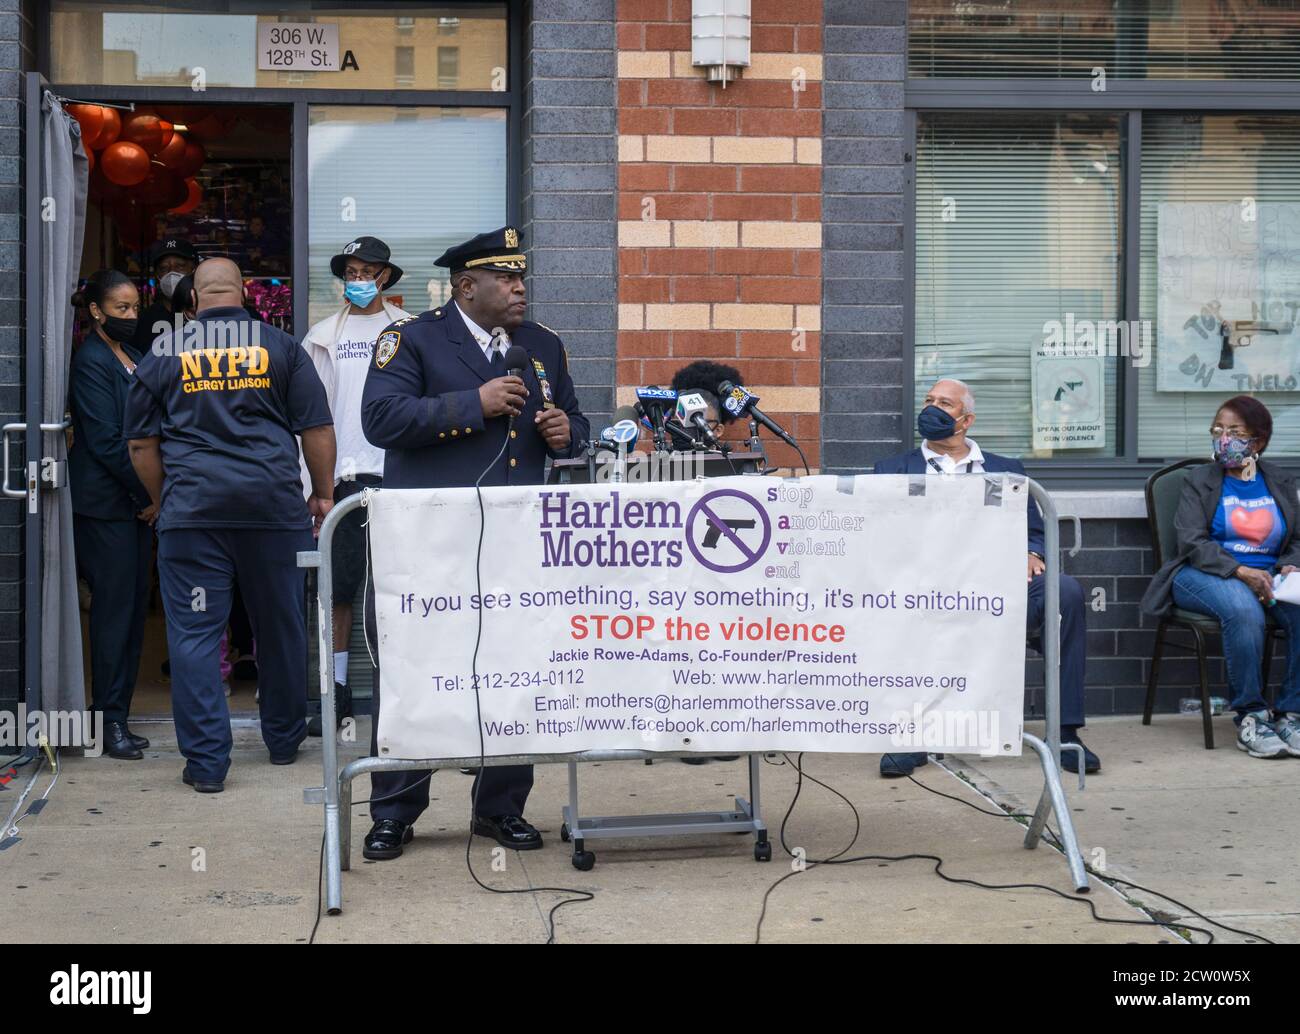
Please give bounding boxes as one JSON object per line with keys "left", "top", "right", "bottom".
{"left": 434, "top": 226, "right": 526, "bottom": 276}
{"left": 329, "top": 236, "right": 403, "bottom": 288}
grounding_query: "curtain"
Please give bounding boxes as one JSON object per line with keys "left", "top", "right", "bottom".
{"left": 39, "top": 90, "right": 88, "bottom": 715}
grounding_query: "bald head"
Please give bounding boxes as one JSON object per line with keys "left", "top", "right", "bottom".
{"left": 193, "top": 258, "right": 244, "bottom": 312}
{"left": 929, "top": 378, "right": 975, "bottom": 415}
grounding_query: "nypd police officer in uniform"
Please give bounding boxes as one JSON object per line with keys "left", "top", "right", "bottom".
{"left": 360, "top": 226, "right": 589, "bottom": 859}
{"left": 125, "top": 258, "right": 337, "bottom": 793}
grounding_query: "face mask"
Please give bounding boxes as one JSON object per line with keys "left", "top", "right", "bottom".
{"left": 158, "top": 271, "right": 184, "bottom": 300}
{"left": 1213, "top": 435, "right": 1254, "bottom": 469}
{"left": 917, "top": 404, "right": 959, "bottom": 441}
{"left": 99, "top": 316, "right": 138, "bottom": 344}
{"left": 344, "top": 279, "right": 378, "bottom": 307}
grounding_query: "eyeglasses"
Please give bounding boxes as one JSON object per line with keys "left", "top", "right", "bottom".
{"left": 342, "top": 268, "right": 384, "bottom": 282}
{"left": 1210, "top": 425, "right": 1254, "bottom": 440}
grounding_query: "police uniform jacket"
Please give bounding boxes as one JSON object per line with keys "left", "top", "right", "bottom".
{"left": 361, "top": 305, "right": 588, "bottom": 489}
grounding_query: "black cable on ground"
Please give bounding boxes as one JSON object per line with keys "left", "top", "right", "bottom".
{"left": 753, "top": 753, "right": 1233, "bottom": 945}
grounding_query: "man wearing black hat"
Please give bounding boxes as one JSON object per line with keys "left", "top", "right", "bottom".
{"left": 359, "top": 225, "right": 589, "bottom": 859}
{"left": 301, "top": 237, "right": 409, "bottom": 737}
{"left": 133, "top": 237, "right": 199, "bottom": 353}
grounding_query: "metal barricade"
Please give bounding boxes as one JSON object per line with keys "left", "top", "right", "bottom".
{"left": 299, "top": 476, "right": 1088, "bottom": 916}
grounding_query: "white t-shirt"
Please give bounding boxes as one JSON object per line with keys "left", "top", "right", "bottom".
{"left": 331, "top": 310, "right": 392, "bottom": 482}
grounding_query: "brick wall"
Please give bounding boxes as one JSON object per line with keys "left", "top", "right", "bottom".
{"left": 523, "top": 0, "right": 619, "bottom": 425}
{"left": 613, "top": 0, "right": 822, "bottom": 470}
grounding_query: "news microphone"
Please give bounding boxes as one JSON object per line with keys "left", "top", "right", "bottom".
{"left": 635, "top": 385, "right": 676, "bottom": 450}
{"left": 675, "top": 392, "right": 720, "bottom": 448}
{"left": 600, "top": 420, "right": 640, "bottom": 445}
{"left": 716, "top": 379, "right": 798, "bottom": 449}
{"left": 503, "top": 343, "right": 530, "bottom": 380}
{"left": 612, "top": 404, "right": 640, "bottom": 427}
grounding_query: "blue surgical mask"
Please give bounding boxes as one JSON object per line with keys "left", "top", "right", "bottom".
{"left": 917, "top": 404, "right": 959, "bottom": 441}
{"left": 344, "top": 279, "right": 378, "bottom": 307}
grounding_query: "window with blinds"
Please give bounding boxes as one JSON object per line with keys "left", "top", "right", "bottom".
{"left": 909, "top": 0, "right": 1300, "bottom": 80}
{"left": 915, "top": 113, "right": 1123, "bottom": 458}
{"left": 1138, "top": 114, "right": 1300, "bottom": 459}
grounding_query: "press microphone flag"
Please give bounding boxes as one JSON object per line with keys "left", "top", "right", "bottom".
{"left": 716, "top": 379, "right": 799, "bottom": 448}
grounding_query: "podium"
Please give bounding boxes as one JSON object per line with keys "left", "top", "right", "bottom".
{"left": 541, "top": 447, "right": 773, "bottom": 869}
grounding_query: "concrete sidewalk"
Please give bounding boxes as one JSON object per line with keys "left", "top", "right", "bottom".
{"left": 2, "top": 712, "right": 1271, "bottom": 944}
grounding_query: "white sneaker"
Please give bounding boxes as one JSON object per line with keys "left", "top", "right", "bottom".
{"left": 1271, "top": 712, "right": 1300, "bottom": 757}
{"left": 222, "top": 680, "right": 232, "bottom": 698}
{"left": 1237, "top": 711, "right": 1288, "bottom": 758}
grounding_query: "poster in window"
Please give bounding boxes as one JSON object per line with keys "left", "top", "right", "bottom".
{"left": 1157, "top": 201, "right": 1300, "bottom": 392}
{"left": 1031, "top": 352, "right": 1105, "bottom": 450}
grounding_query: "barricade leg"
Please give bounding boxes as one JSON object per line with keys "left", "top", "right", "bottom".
{"left": 339, "top": 767, "right": 353, "bottom": 872}
{"left": 1022, "top": 732, "right": 1088, "bottom": 892}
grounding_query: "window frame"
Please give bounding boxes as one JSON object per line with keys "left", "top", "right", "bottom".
{"left": 905, "top": 78, "right": 1300, "bottom": 487}
{"left": 39, "top": 0, "right": 524, "bottom": 342}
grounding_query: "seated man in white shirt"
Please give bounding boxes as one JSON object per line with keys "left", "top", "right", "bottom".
{"left": 872, "top": 378, "right": 1098, "bottom": 777}
{"left": 301, "top": 236, "right": 410, "bottom": 736}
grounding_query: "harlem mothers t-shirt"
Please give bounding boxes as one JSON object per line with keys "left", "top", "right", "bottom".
{"left": 1212, "top": 474, "right": 1288, "bottom": 570}
{"left": 331, "top": 310, "right": 391, "bottom": 481}
{"left": 124, "top": 306, "right": 333, "bottom": 532}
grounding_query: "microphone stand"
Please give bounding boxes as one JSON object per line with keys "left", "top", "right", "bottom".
{"left": 748, "top": 415, "right": 773, "bottom": 473}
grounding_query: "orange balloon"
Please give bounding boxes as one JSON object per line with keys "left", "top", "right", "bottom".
{"left": 93, "top": 108, "right": 121, "bottom": 150}
{"left": 170, "top": 178, "right": 202, "bottom": 215}
{"left": 157, "top": 119, "right": 175, "bottom": 151}
{"left": 173, "top": 140, "right": 206, "bottom": 178}
{"left": 156, "top": 130, "right": 187, "bottom": 169}
{"left": 85, "top": 146, "right": 95, "bottom": 173}
{"left": 121, "top": 113, "right": 169, "bottom": 156}
{"left": 68, "top": 104, "right": 105, "bottom": 151}
{"left": 101, "top": 141, "right": 151, "bottom": 186}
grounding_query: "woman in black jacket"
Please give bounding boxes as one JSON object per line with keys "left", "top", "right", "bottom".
{"left": 69, "top": 269, "right": 157, "bottom": 761}
{"left": 1141, "top": 395, "right": 1300, "bottom": 759}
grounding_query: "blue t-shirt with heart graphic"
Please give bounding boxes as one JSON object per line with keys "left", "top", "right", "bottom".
{"left": 1212, "top": 475, "right": 1287, "bottom": 569}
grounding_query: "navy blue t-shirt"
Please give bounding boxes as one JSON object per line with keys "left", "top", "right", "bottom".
{"left": 123, "top": 307, "right": 332, "bottom": 532}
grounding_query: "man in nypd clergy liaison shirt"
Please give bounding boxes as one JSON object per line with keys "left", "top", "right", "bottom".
{"left": 873, "top": 378, "right": 1099, "bottom": 779}
{"left": 359, "top": 226, "right": 589, "bottom": 859}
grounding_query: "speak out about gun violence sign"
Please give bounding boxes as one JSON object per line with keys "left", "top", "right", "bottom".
{"left": 366, "top": 474, "right": 1029, "bottom": 760}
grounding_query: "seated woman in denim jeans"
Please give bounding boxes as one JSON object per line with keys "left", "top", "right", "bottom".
{"left": 1143, "top": 395, "right": 1300, "bottom": 759}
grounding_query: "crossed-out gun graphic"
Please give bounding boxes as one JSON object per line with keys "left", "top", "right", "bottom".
{"left": 701, "top": 517, "right": 757, "bottom": 548}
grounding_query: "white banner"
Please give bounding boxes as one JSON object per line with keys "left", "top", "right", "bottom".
{"left": 368, "top": 474, "right": 1029, "bottom": 760}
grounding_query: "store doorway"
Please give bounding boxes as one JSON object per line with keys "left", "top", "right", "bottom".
{"left": 71, "top": 101, "right": 293, "bottom": 718}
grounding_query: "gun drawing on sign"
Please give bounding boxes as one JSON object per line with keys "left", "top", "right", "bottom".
{"left": 702, "top": 517, "right": 756, "bottom": 548}
{"left": 1218, "top": 319, "right": 1292, "bottom": 371}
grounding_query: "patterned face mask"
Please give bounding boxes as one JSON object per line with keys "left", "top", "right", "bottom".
{"left": 1213, "top": 434, "right": 1254, "bottom": 469}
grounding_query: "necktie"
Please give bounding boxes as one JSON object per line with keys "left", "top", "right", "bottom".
{"left": 490, "top": 346, "right": 505, "bottom": 375}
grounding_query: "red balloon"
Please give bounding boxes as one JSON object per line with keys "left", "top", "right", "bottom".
{"left": 170, "top": 178, "right": 202, "bottom": 215}
{"left": 155, "top": 130, "right": 187, "bottom": 169}
{"left": 120, "top": 113, "right": 167, "bottom": 156}
{"left": 142, "top": 163, "right": 189, "bottom": 209}
{"left": 85, "top": 146, "right": 95, "bottom": 173}
{"left": 67, "top": 104, "right": 105, "bottom": 152}
{"left": 93, "top": 108, "right": 121, "bottom": 150}
{"left": 186, "top": 113, "right": 232, "bottom": 142}
{"left": 157, "top": 119, "right": 175, "bottom": 151}
{"left": 173, "top": 140, "right": 206, "bottom": 178}
{"left": 101, "top": 141, "right": 151, "bottom": 186}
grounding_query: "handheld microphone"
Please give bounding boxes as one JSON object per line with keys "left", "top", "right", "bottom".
{"left": 716, "top": 379, "right": 798, "bottom": 449}
{"left": 675, "top": 392, "right": 721, "bottom": 448}
{"left": 503, "top": 343, "right": 530, "bottom": 380}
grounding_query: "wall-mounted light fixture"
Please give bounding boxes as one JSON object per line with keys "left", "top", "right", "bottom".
{"left": 691, "top": 0, "right": 751, "bottom": 86}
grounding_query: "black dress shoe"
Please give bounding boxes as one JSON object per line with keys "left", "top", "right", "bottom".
{"left": 307, "top": 682, "right": 353, "bottom": 737}
{"left": 269, "top": 749, "right": 297, "bottom": 765}
{"left": 473, "top": 814, "right": 543, "bottom": 851}
{"left": 104, "top": 721, "right": 143, "bottom": 760}
{"left": 181, "top": 766, "right": 224, "bottom": 793}
{"left": 124, "top": 727, "right": 150, "bottom": 750}
{"left": 363, "top": 819, "right": 413, "bottom": 860}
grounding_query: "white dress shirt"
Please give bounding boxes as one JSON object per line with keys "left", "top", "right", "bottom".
{"left": 455, "top": 302, "right": 509, "bottom": 363}
{"left": 921, "top": 437, "right": 985, "bottom": 474}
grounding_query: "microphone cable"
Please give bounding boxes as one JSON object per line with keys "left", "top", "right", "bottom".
{"left": 461, "top": 388, "right": 593, "bottom": 944}
{"left": 751, "top": 752, "right": 1251, "bottom": 945}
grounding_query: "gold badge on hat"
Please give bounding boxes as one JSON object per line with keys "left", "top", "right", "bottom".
{"left": 504, "top": 227, "right": 519, "bottom": 249}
